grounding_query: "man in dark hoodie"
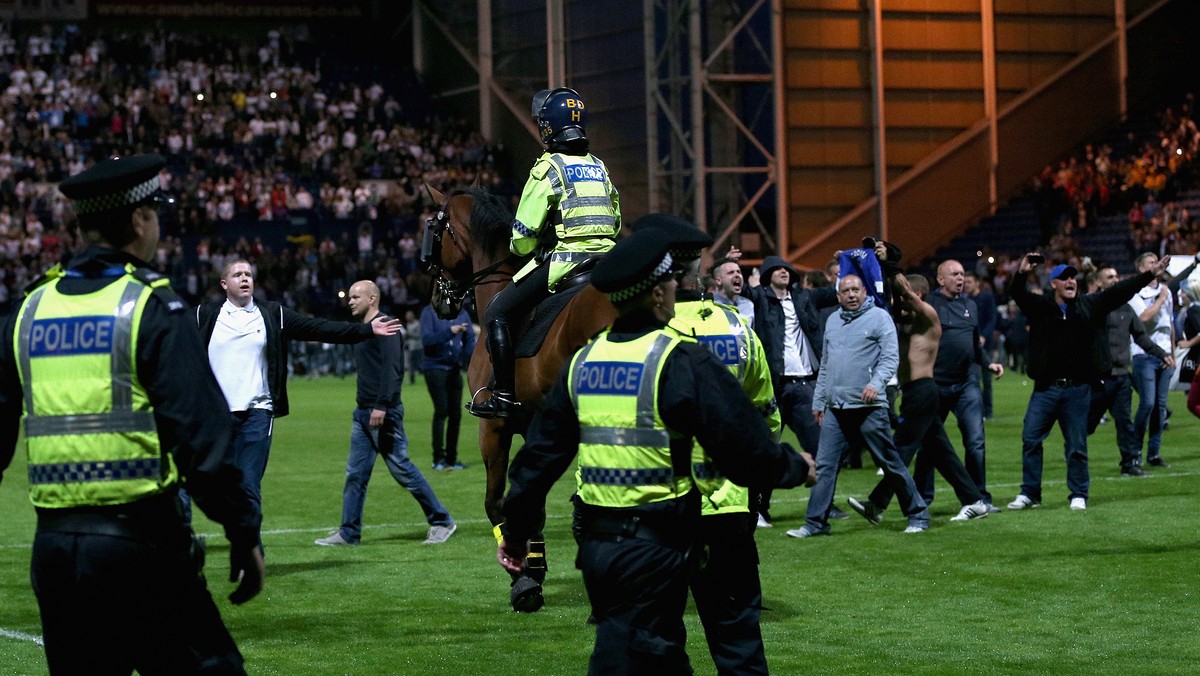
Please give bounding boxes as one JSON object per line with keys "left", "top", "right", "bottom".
{"left": 741, "top": 253, "right": 839, "bottom": 526}
{"left": 469, "top": 87, "right": 621, "bottom": 419}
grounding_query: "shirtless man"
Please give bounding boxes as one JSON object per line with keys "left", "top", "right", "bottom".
{"left": 847, "top": 273, "right": 991, "bottom": 524}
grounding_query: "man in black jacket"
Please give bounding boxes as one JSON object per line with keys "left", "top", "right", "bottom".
{"left": 741, "top": 255, "right": 838, "bottom": 526}
{"left": 1008, "top": 254, "right": 1169, "bottom": 511}
{"left": 314, "top": 280, "right": 455, "bottom": 546}
{"left": 196, "top": 260, "right": 400, "bottom": 539}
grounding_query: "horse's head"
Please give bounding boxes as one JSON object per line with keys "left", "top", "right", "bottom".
{"left": 422, "top": 185, "right": 478, "bottom": 318}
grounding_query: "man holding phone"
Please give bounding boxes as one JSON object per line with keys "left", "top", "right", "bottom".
{"left": 1007, "top": 253, "right": 1170, "bottom": 511}
{"left": 420, "top": 303, "right": 476, "bottom": 470}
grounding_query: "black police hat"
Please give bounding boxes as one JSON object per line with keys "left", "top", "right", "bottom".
{"left": 633, "top": 213, "right": 712, "bottom": 264}
{"left": 593, "top": 229, "right": 674, "bottom": 303}
{"left": 59, "top": 154, "right": 173, "bottom": 216}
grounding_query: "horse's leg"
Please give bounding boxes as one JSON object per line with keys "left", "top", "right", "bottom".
{"left": 481, "top": 419, "right": 545, "bottom": 612}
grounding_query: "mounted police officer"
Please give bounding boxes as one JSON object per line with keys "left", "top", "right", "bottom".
{"left": 497, "top": 228, "right": 811, "bottom": 674}
{"left": 469, "top": 87, "right": 621, "bottom": 418}
{"left": 0, "top": 154, "right": 264, "bottom": 674}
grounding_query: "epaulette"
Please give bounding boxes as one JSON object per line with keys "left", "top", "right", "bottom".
{"left": 130, "top": 267, "right": 187, "bottom": 313}
{"left": 23, "top": 263, "right": 65, "bottom": 293}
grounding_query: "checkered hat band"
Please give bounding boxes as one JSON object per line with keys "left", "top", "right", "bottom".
{"left": 72, "top": 175, "right": 160, "bottom": 215}
{"left": 606, "top": 252, "right": 674, "bottom": 302}
{"left": 670, "top": 247, "right": 703, "bottom": 262}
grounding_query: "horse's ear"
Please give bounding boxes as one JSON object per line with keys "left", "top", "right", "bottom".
{"left": 470, "top": 175, "right": 481, "bottom": 189}
{"left": 426, "top": 184, "right": 445, "bottom": 205}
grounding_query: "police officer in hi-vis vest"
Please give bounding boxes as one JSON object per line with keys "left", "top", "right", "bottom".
{"left": 469, "top": 87, "right": 621, "bottom": 418}
{"left": 497, "top": 228, "right": 812, "bottom": 674}
{"left": 0, "top": 154, "right": 264, "bottom": 674}
{"left": 640, "top": 213, "right": 815, "bottom": 675}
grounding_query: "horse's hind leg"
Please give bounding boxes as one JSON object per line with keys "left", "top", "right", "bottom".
{"left": 481, "top": 422, "right": 545, "bottom": 612}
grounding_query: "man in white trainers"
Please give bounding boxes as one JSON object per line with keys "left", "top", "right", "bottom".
{"left": 1008, "top": 254, "right": 1169, "bottom": 511}
{"left": 315, "top": 280, "right": 455, "bottom": 546}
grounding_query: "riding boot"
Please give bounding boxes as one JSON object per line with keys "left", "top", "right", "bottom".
{"left": 468, "top": 319, "right": 521, "bottom": 419}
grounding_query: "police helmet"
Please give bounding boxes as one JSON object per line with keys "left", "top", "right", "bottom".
{"left": 534, "top": 87, "right": 587, "bottom": 145}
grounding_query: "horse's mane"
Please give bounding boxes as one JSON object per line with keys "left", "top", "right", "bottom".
{"left": 464, "top": 187, "right": 514, "bottom": 257}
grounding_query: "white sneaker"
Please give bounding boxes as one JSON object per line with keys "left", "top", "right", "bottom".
{"left": 950, "top": 500, "right": 990, "bottom": 522}
{"left": 756, "top": 513, "right": 773, "bottom": 528}
{"left": 1007, "top": 494, "right": 1039, "bottom": 510}
{"left": 424, "top": 523, "right": 457, "bottom": 544}
{"left": 314, "top": 531, "right": 356, "bottom": 546}
{"left": 785, "top": 525, "right": 828, "bottom": 539}
{"left": 903, "top": 524, "right": 927, "bottom": 534}
{"left": 1069, "top": 497, "right": 1087, "bottom": 511}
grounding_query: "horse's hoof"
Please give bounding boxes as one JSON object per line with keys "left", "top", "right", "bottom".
{"left": 510, "top": 576, "right": 545, "bottom": 613}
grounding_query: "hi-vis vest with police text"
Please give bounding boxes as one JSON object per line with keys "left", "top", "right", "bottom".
{"left": 568, "top": 330, "right": 692, "bottom": 508}
{"left": 511, "top": 151, "right": 621, "bottom": 290}
{"left": 673, "top": 299, "right": 780, "bottom": 515}
{"left": 14, "top": 266, "right": 177, "bottom": 508}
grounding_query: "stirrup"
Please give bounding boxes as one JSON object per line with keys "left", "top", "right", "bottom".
{"left": 466, "top": 391, "right": 521, "bottom": 419}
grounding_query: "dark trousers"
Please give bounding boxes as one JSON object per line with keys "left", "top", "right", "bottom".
{"left": 33, "top": 521, "right": 245, "bottom": 675}
{"left": 756, "top": 376, "right": 819, "bottom": 521}
{"left": 690, "top": 512, "right": 766, "bottom": 675}
{"left": 579, "top": 535, "right": 693, "bottom": 675}
{"left": 1087, "top": 374, "right": 1141, "bottom": 469}
{"left": 870, "top": 378, "right": 982, "bottom": 509}
{"left": 483, "top": 262, "right": 551, "bottom": 326}
{"left": 425, "top": 367, "right": 464, "bottom": 465}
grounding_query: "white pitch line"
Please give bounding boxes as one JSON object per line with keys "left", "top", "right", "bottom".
{"left": 0, "top": 627, "right": 42, "bottom": 645}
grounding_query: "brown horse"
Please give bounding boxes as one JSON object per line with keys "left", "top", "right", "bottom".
{"left": 422, "top": 185, "right": 616, "bottom": 612}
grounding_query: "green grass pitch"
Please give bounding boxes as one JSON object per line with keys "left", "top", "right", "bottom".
{"left": 1, "top": 373, "right": 1197, "bottom": 674}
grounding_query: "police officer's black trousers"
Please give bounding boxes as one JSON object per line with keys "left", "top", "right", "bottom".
{"left": 482, "top": 264, "right": 552, "bottom": 393}
{"left": 578, "top": 535, "right": 693, "bottom": 675}
{"left": 690, "top": 512, "right": 767, "bottom": 675}
{"left": 32, "top": 522, "right": 244, "bottom": 675}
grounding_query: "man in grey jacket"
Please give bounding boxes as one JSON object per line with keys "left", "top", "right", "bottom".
{"left": 1085, "top": 265, "right": 1172, "bottom": 476}
{"left": 787, "top": 275, "right": 930, "bottom": 538}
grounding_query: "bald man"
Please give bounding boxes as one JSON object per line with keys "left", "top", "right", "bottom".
{"left": 315, "top": 280, "right": 456, "bottom": 546}
{"left": 927, "top": 259, "right": 1004, "bottom": 511}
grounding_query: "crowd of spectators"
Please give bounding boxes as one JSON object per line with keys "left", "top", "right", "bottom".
{"left": 1030, "top": 96, "right": 1200, "bottom": 257}
{"left": 0, "top": 21, "right": 513, "bottom": 320}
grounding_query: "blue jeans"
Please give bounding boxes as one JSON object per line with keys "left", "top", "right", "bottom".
{"left": 1132, "top": 354, "right": 1173, "bottom": 461}
{"left": 1020, "top": 382, "right": 1091, "bottom": 502}
{"left": 231, "top": 409, "right": 275, "bottom": 523}
{"left": 936, "top": 375, "right": 990, "bottom": 503}
{"left": 337, "top": 405, "right": 453, "bottom": 542}
{"left": 805, "top": 407, "right": 928, "bottom": 533}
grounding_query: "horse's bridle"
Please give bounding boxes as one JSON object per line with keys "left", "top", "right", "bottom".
{"left": 420, "top": 191, "right": 524, "bottom": 310}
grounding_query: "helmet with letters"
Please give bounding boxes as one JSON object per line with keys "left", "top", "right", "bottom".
{"left": 532, "top": 87, "right": 587, "bottom": 146}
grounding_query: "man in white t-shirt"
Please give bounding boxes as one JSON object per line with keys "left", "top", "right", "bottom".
{"left": 1127, "top": 252, "right": 1176, "bottom": 467}
{"left": 196, "top": 260, "right": 401, "bottom": 544}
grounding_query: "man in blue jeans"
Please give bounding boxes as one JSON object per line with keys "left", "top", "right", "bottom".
{"left": 1007, "top": 255, "right": 1167, "bottom": 511}
{"left": 196, "top": 260, "right": 401, "bottom": 547}
{"left": 788, "top": 275, "right": 930, "bottom": 538}
{"left": 928, "top": 260, "right": 1004, "bottom": 511}
{"left": 1127, "top": 252, "right": 1178, "bottom": 468}
{"left": 315, "top": 280, "right": 455, "bottom": 546}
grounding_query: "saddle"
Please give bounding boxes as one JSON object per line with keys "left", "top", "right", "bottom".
{"left": 513, "top": 254, "right": 603, "bottom": 358}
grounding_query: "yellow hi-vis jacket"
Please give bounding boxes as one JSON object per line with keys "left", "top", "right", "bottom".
{"left": 672, "top": 297, "right": 780, "bottom": 515}
{"left": 568, "top": 330, "right": 692, "bottom": 508}
{"left": 14, "top": 265, "right": 177, "bottom": 508}
{"left": 511, "top": 151, "right": 620, "bottom": 290}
